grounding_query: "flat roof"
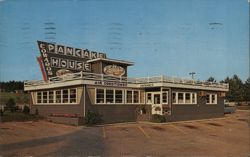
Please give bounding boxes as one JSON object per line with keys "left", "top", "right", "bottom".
{"left": 87, "top": 58, "right": 134, "bottom": 66}
{"left": 24, "top": 72, "right": 229, "bottom": 92}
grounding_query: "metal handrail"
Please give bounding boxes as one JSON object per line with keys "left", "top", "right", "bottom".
{"left": 24, "top": 72, "right": 229, "bottom": 89}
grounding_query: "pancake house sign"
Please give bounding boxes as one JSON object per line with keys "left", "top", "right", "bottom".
{"left": 37, "top": 41, "right": 107, "bottom": 79}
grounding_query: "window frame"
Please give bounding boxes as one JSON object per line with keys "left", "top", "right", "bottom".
{"left": 95, "top": 88, "right": 105, "bottom": 104}
{"left": 206, "top": 93, "right": 217, "bottom": 105}
{"left": 162, "top": 91, "right": 168, "bottom": 104}
{"left": 94, "top": 88, "right": 141, "bottom": 105}
{"left": 106, "top": 89, "right": 115, "bottom": 104}
{"left": 133, "top": 90, "right": 140, "bottom": 104}
{"left": 35, "top": 88, "right": 78, "bottom": 105}
{"left": 126, "top": 90, "right": 133, "bottom": 104}
{"left": 115, "top": 89, "right": 123, "bottom": 104}
{"left": 172, "top": 91, "right": 197, "bottom": 105}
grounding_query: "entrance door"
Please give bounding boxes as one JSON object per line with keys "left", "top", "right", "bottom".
{"left": 151, "top": 92, "right": 163, "bottom": 115}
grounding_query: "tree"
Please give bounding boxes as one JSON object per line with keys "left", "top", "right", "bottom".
{"left": 207, "top": 77, "right": 216, "bottom": 82}
{"left": 243, "top": 77, "right": 250, "bottom": 103}
{"left": 23, "top": 95, "right": 30, "bottom": 104}
{"left": 6, "top": 98, "right": 16, "bottom": 112}
{"left": 0, "top": 81, "right": 24, "bottom": 92}
{"left": 222, "top": 75, "right": 244, "bottom": 102}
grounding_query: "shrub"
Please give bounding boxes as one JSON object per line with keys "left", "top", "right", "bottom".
{"left": 151, "top": 114, "right": 166, "bottom": 123}
{"left": 0, "top": 109, "right": 3, "bottom": 117}
{"left": 23, "top": 106, "right": 30, "bottom": 114}
{"left": 6, "top": 98, "right": 16, "bottom": 112}
{"left": 84, "top": 110, "right": 103, "bottom": 125}
{"left": 35, "top": 108, "right": 39, "bottom": 115}
{"left": 1, "top": 112, "right": 44, "bottom": 122}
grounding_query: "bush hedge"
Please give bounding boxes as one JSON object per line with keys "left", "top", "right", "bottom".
{"left": 1, "top": 111, "right": 44, "bottom": 122}
{"left": 151, "top": 114, "right": 166, "bottom": 123}
{"left": 84, "top": 110, "right": 103, "bottom": 125}
{"left": 23, "top": 106, "right": 30, "bottom": 114}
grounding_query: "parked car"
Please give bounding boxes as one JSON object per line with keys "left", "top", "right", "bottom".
{"left": 224, "top": 100, "right": 236, "bottom": 114}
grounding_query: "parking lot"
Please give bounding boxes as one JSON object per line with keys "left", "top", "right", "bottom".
{"left": 0, "top": 110, "right": 249, "bottom": 157}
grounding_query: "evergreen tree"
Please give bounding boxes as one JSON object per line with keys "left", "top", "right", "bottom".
{"left": 207, "top": 77, "right": 216, "bottom": 82}
{"left": 243, "top": 77, "right": 250, "bottom": 103}
{"left": 223, "top": 75, "right": 244, "bottom": 102}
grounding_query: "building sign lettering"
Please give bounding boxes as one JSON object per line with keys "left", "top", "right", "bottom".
{"left": 94, "top": 81, "right": 127, "bottom": 87}
{"left": 37, "top": 41, "right": 107, "bottom": 79}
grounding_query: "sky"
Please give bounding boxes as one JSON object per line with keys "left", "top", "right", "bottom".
{"left": 0, "top": 0, "right": 249, "bottom": 82}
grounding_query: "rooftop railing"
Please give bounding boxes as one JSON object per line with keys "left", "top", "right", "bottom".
{"left": 24, "top": 71, "right": 229, "bottom": 89}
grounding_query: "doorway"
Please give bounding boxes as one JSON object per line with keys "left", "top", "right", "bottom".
{"left": 147, "top": 92, "right": 163, "bottom": 115}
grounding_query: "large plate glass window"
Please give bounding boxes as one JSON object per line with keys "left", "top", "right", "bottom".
{"left": 206, "top": 94, "right": 210, "bottom": 104}
{"left": 178, "top": 93, "right": 184, "bottom": 103}
{"left": 206, "top": 93, "right": 217, "bottom": 104}
{"left": 133, "top": 91, "right": 139, "bottom": 103}
{"left": 37, "top": 92, "right": 42, "bottom": 103}
{"left": 35, "top": 88, "right": 77, "bottom": 104}
{"left": 62, "top": 89, "right": 69, "bottom": 103}
{"left": 56, "top": 90, "right": 61, "bottom": 103}
{"left": 172, "top": 92, "right": 177, "bottom": 104}
{"left": 42, "top": 91, "right": 48, "bottom": 103}
{"left": 211, "top": 94, "right": 217, "bottom": 104}
{"left": 96, "top": 89, "right": 105, "bottom": 104}
{"left": 48, "top": 91, "right": 54, "bottom": 103}
{"left": 173, "top": 92, "right": 197, "bottom": 104}
{"left": 146, "top": 93, "right": 152, "bottom": 104}
{"left": 106, "top": 89, "right": 114, "bottom": 103}
{"left": 126, "top": 90, "right": 133, "bottom": 103}
{"left": 162, "top": 90, "right": 168, "bottom": 104}
{"left": 70, "top": 89, "right": 77, "bottom": 103}
{"left": 185, "top": 93, "right": 191, "bottom": 104}
{"left": 115, "top": 90, "right": 123, "bottom": 103}
{"left": 191, "top": 93, "right": 197, "bottom": 104}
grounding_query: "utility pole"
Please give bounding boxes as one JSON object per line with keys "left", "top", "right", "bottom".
{"left": 189, "top": 72, "right": 196, "bottom": 79}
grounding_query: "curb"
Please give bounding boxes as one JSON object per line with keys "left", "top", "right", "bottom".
{"left": 138, "top": 116, "right": 230, "bottom": 126}
{"left": 81, "top": 116, "right": 231, "bottom": 127}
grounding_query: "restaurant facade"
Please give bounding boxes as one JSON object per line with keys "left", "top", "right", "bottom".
{"left": 24, "top": 41, "right": 229, "bottom": 124}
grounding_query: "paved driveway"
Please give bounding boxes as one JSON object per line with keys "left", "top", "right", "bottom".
{"left": 0, "top": 110, "right": 249, "bottom": 156}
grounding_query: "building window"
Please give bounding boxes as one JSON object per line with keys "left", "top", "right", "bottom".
{"left": 191, "top": 93, "right": 197, "bottom": 104}
{"left": 162, "top": 91, "right": 168, "bottom": 104}
{"left": 206, "top": 94, "right": 217, "bottom": 104}
{"left": 146, "top": 93, "right": 152, "bottom": 104}
{"left": 48, "top": 91, "right": 54, "bottom": 103}
{"left": 206, "top": 94, "right": 210, "bottom": 104}
{"left": 62, "top": 89, "right": 69, "bottom": 103}
{"left": 69, "top": 89, "right": 77, "bottom": 103}
{"left": 178, "top": 93, "right": 184, "bottom": 104}
{"left": 126, "top": 90, "right": 133, "bottom": 104}
{"left": 133, "top": 91, "right": 139, "bottom": 103}
{"left": 42, "top": 91, "right": 48, "bottom": 103}
{"left": 211, "top": 94, "right": 216, "bottom": 104}
{"left": 106, "top": 89, "right": 114, "bottom": 103}
{"left": 94, "top": 88, "right": 142, "bottom": 105}
{"left": 96, "top": 89, "right": 105, "bottom": 104}
{"left": 55, "top": 90, "right": 61, "bottom": 103}
{"left": 172, "top": 92, "right": 177, "bottom": 104}
{"left": 37, "top": 92, "right": 42, "bottom": 103}
{"left": 185, "top": 93, "right": 191, "bottom": 104}
{"left": 172, "top": 92, "right": 197, "bottom": 104}
{"left": 140, "top": 90, "right": 145, "bottom": 104}
{"left": 115, "top": 90, "right": 123, "bottom": 103}
{"left": 35, "top": 88, "right": 77, "bottom": 104}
